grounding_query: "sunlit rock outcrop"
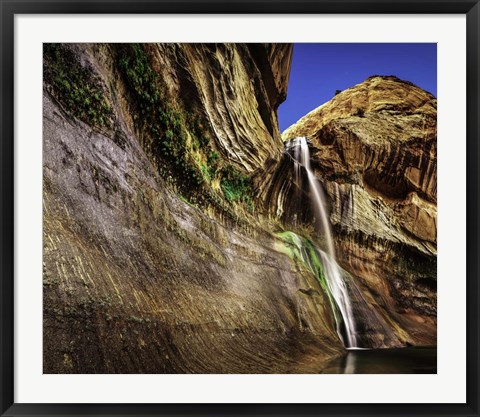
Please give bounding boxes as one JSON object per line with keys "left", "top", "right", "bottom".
{"left": 276, "top": 76, "right": 437, "bottom": 346}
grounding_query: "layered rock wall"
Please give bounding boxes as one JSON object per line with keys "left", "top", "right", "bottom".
{"left": 277, "top": 76, "right": 437, "bottom": 346}
{"left": 43, "top": 43, "right": 343, "bottom": 374}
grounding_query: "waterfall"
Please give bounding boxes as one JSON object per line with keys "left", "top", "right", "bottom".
{"left": 286, "top": 137, "right": 359, "bottom": 348}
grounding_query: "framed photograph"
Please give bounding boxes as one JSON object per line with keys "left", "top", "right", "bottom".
{"left": 1, "top": 1, "right": 479, "bottom": 416}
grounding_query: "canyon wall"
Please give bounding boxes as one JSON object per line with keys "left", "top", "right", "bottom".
{"left": 277, "top": 76, "right": 437, "bottom": 347}
{"left": 43, "top": 43, "right": 341, "bottom": 374}
{"left": 43, "top": 45, "right": 436, "bottom": 374}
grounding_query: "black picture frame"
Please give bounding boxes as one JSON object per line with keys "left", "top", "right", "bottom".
{"left": 1, "top": 1, "right": 479, "bottom": 416}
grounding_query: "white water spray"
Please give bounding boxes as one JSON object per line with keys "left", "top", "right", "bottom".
{"left": 286, "top": 137, "right": 359, "bottom": 348}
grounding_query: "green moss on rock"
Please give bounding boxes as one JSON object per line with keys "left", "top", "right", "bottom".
{"left": 117, "top": 43, "right": 255, "bottom": 213}
{"left": 44, "top": 44, "right": 113, "bottom": 129}
{"left": 220, "top": 164, "right": 254, "bottom": 207}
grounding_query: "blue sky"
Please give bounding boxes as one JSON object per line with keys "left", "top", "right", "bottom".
{"left": 278, "top": 43, "right": 437, "bottom": 132}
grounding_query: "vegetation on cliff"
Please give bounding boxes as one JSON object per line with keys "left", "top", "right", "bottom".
{"left": 119, "top": 44, "right": 259, "bottom": 213}
{"left": 44, "top": 43, "right": 258, "bottom": 218}
{"left": 117, "top": 44, "right": 256, "bottom": 209}
{"left": 44, "top": 44, "right": 113, "bottom": 129}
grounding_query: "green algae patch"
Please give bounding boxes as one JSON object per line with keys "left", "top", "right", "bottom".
{"left": 277, "top": 231, "right": 328, "bottom": 293}
{"left": 277, "top": 231, "right": 341, "bottom": 324}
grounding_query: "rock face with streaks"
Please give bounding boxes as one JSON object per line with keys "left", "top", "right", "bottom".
{"left": 150, "top": 43, "right": 292, "bottom": 172}
{"left": 273, "top": 76, "right": 437, "bottom": 347}
{"left": 43, "top": 45, "right": 437, "bottom": 374}
{"left": 43, "top": 43, "right": 342, "bottom": 374}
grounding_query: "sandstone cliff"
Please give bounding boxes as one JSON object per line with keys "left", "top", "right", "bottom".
{"left": 43, "top": 43, "right": 341, "bottom": 374}
{"left": 276, "top": 76, "right": 437, "bottom": 347}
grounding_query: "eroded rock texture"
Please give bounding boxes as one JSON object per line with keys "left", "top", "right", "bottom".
{"left": 275, "top": 76, "right": 437, "bottom": 347}
{"left": 43, "top": 45, "right": 437, "bottom": 374}
{"left": 43, "top": 43, "right": 342, "bottom": 374}
{"left": 151, "top": 43, "right": 291, "bottom": 172}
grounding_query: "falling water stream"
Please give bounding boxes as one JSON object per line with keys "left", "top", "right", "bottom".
{"left": 286, "top": 137, "right": 359, "bottom": 348}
